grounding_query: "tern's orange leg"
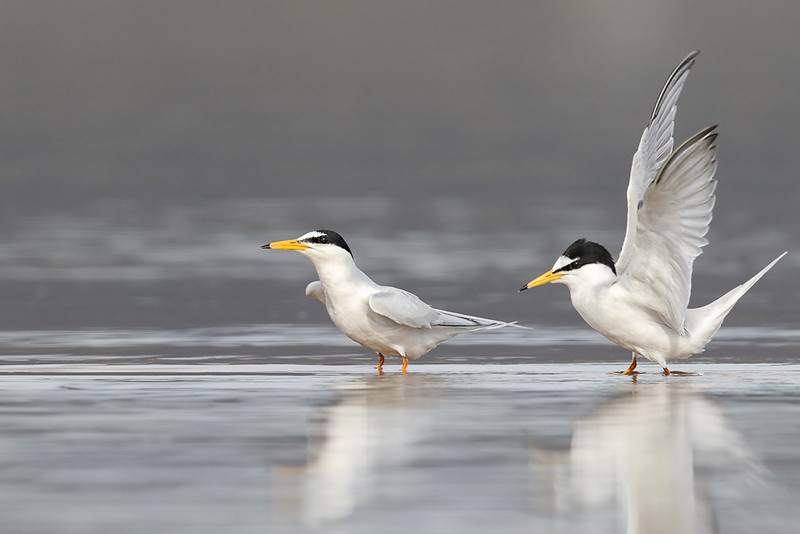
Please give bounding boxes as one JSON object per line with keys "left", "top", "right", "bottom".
{"left": 401, "top": 356, "right": 409, "bottom": 375}
{"left": 663, "top": 367, "right": 671, "bottom": 376}
{"left": 622, "top": 355, "right": 637, "bottom": 375}
{"left": 377, "top": 353, "right": 385, "bottom": 374}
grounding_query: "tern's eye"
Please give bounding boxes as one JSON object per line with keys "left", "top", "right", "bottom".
{"left": 556, "top": 260, "right": 580, "bottom": 273}
{"left": 306, "top": 234, "right": 329, "bottom": 245}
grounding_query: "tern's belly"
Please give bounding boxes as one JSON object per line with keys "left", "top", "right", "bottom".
{"left": 571, "top": 290, "right": 689, "bottom": 360}
{"left": 325, "top": 300, "right": 428, "bottom": 358}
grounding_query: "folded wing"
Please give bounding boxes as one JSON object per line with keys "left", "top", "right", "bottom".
{"left": 369, "top": 287, "right": 512, "bottom": 330}
{"left": 305, "top": 281, "right": 326, "bottom": 304}
{"left": 368, "top": 288, "right": 441, "bottom": 328}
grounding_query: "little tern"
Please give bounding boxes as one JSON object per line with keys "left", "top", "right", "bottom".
{"left": 519, "top": 51, "right": 786, "bottom": 375}
{"left": 264, "top": 229, "right": 513, "bottom": 373}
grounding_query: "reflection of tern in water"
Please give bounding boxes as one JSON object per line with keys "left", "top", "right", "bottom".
{"left": 530, "top": 383, "right": 763, "bottom": 534}
{"left": 299, "top": 375, "right": 435, "bottom": 525}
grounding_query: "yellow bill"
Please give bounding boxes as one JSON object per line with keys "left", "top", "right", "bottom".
{"left": 262, "top": 238, "right": 310, "bottom": 251}
{"left": 519, "top": 270, "right": 564, "bottom": 291}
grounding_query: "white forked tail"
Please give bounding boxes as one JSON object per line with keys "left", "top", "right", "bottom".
{"left": 685, "top": 252, "right": 787, "bottom": 347}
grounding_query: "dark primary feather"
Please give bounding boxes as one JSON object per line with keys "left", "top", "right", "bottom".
{"left": 649, "top": 51, "right": 698, "bottom": 122}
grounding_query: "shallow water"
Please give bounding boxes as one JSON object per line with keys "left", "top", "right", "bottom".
{"left": 0, "top": 362, "right": 798, "bottom": 534}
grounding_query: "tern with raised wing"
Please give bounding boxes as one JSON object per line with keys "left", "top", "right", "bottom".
{"left": 519, "top": 51, "right": 786, "bottom": 375}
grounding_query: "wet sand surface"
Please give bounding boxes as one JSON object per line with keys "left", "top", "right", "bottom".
{"left": 0, "top": 356, "right": 798, "bottom": 533}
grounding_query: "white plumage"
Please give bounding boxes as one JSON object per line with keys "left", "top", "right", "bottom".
{"left": 521, "top": 51, "right": 786, "bottom": 374}
{"left": 265, "top": 230, "right": 513, "bottom": 373}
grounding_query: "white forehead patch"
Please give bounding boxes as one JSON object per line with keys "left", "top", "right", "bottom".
{"left": 298, "top": 230, "right": 325, "bottom": 242}
{"left": 551, "top": 255, "right": 575, "bottom": 272}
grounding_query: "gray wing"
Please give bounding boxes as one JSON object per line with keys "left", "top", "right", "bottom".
{"left": 618, "top": 126, "right": 718, "bottom": 333}
{"left": 368, "top": 288, "right": 441, "bottom": 329}
{"left": 433, "top": 309, "right": 519, "bottom": 330}
{"left": 305, "top": 281, "right": 326, "bottom": 304}
{"left": 617, "top": 51, "right": 699, "bottom": 273}
{"left": 370, "top": 287, "right": 518, "bottom": 330}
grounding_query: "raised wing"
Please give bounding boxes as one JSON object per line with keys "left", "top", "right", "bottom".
{"left": 368, "top": 287, "right": 441, "bottom": 329}
{"left": 617, "top": 51, "right": 699, "bottom": 273}
{"left": 618, "top": 126, "right": 718, "bottom": 333}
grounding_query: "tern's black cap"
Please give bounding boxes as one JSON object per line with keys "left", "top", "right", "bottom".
{"left": 555, "top": 238, "right": 616, "bottom": 275}
{"left": 302, "top": 229, "right": 353, "bottom": 257}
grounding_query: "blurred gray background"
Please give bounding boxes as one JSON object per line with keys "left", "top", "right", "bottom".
{"left": 1, "top": 1, "right": 797, "bottom": 335}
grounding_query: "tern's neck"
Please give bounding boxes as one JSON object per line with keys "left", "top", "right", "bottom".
{"left": 308, "top": 254, "right": 373, "bottom": 288}
{"left": 562, "top": 264, "right": 618, "bottom": 294}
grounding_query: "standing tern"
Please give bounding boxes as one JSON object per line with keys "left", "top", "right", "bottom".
{"left": 519, "top": 51, "right": 786, "bottom": 375}
{"left": 264, "top": 229, "right": 514, "bottom": 373}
